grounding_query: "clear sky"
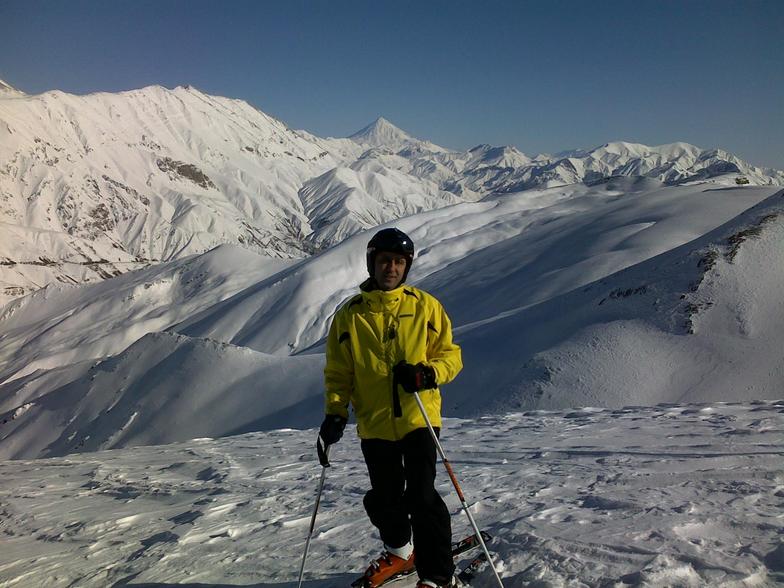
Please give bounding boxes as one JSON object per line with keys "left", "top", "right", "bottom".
{"left": 1, "top": 0, "right": 783, "bottom": 168}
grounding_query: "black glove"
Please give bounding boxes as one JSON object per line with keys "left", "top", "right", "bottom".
{"left": 393, "top": 360, "right": 437, "bottom": 394}
{"left": 317, "top": 414, "right": 347, "bottom": 467}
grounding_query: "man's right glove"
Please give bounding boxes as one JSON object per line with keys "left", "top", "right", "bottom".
{"left": 317, "top": 414, "right": 347, "bottom": 467}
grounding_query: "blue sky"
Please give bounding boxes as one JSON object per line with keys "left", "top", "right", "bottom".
{"left": 1, "top": 0, "right": 782, "bottom": 168}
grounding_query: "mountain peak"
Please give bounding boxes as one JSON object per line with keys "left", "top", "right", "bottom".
{"left": 349, "top": 116, "right": 415, "bottom": 148}
{"left": 348, "top": 117, "right": 450, "bottom": 154}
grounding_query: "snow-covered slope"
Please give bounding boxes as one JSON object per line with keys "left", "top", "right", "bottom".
{"left": 449, "top": 189, "right": 784, "bottom": 413}
{"left": 1, "top": 401, "right": 782, "bottom": 586}
{"left": 0, "top": 85, "right": 360, "bottom": 304}
{"left": 0, "top": 331, "right": 323, "bottom": 460}
{"left": 0, "top": 245, "right": 293, "bottom": 384}
{"left": 148, "top": 183, "right": 783, "bottom": 355}
{"left": 1, "top": 184, "right": 781, "bottom": 460}
{"left": 3, "top": 180, "right": 769, "bottom": 390}
{"left": 299, "top": 163, "right": 459, "bottom": 248}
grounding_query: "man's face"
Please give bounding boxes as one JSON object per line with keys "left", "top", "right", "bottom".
{"left": 374, "top": 251, "right": 408, "bottom": 291}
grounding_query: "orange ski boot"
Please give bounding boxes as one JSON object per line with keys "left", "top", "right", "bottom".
{"left": 360, "top": 550, "right": 416, "bottom": 587}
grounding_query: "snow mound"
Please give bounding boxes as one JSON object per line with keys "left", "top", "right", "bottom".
{"left": 450, "top": 189, "right": 784, "bottom": 413}
{"left": 0, "top": 330, "right": 323, "bottom": 460}
{"left": 0, "top": 245, "right": 292, "bottom": 385}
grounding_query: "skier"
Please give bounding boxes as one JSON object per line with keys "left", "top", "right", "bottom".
{"left": 318, "top": 227, "right": 463, "bottom": 588}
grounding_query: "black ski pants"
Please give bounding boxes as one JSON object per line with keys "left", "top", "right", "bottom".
{"left": 361, "top": 427, "right": 454, "bottom": 583}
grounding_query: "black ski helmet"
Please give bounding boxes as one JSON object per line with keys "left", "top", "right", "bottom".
{"left": 366, "top": 228, "right": 415, "bottom": 283}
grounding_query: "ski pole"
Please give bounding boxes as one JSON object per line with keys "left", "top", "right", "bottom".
{"left": 412, "top": 391, "right": 504, "bottom": 588}
{"left": 297, "top": 439, "right": 330, "bottom": 588}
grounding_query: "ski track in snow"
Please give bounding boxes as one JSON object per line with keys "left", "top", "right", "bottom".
{"left": 1, "top": 401, "right": 782, "bottom": 588}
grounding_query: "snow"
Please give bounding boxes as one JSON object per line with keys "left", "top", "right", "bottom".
{"left": 1, "top": 186, "right": 783, "bottom": 464}
{"left": 299, "top": 165, "right": 459, "bottom": 248}
{"left": 449, "top": 189, "right": 784, "bottom": 413}
{"left": 2, "top": 84, "right": 782, "bottom": 306}
{"left": 1, "top": 182, "right": 780, "bottom": 580}
{"left": 349, "top": 117, "right": 447, "bottom": 154}
{"left": 0, "top": 331, "right": 324, "bottom": 460}
{"left": 0, "top": 84, "right": 361, "bottom": 304}
{"left": 0, "top": 401, "right": 781, "bottom": 586}
{"left": 2, "top": 84, "right": 784, "bottom": 587}
{"left": 0, "top": 245, "right": 293, "bottom": 384}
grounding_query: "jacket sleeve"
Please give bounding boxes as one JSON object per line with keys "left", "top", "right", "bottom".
{"left": 425, "top": 299, "right": 462, "bottom": 386}
{"left": 324, "top": 310, "right": 353, "bottom": 419}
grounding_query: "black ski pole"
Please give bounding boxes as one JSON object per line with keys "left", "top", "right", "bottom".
{"left": 297, "top": 438, "right": 331, "bottom": 588}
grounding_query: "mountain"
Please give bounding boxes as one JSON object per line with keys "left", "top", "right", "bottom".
{"left": 0, "top": 85, "right": 361, "bottom": 305}
{"left": 2, "top": 84, "right": 783, "bottom": 309}
{"left": 0, "top": 90, "right": 451, "bottom": 305}
{"left": 299, "top": 163, "right": 459, "bottom": 248}
{"left": 2, "top": 83, "right": 783, "bottom": 588}
{"left": 348, "top": 116, "right": 446, "bottom": 153}
{"left": 1, "top": 182, "right": 780, "bottom": 459}
{"left": 451, "top": 189, "right": 784, "bottom": 413}
{"left": 462, "top": 141, "right": 784, "bottom": 194}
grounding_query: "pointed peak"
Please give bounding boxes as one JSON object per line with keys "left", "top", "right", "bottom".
{"left": 349, "top": 116, "right": 414, "bottom": 147}
{"left": 373, "top": 116, "right": 393, "bottom": 127}
{"left": 348, "top": 117, "right": 451, "bottom": 153}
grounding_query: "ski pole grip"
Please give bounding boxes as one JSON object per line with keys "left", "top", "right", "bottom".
{"left": 317, "top": 435, "right": 332, "bottom": 467}
{"left": 443, "top": 459, "right": 466, "bottom": 502}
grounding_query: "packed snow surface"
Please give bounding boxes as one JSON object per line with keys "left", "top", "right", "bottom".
{"left": 0, "top": 401, "right": 782, "bottom": 587}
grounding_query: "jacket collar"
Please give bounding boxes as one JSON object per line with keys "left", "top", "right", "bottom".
{"left": 359, "top": 278, "right": 408, "bottom": 312}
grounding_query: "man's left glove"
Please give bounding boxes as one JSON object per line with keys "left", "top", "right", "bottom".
{"left": 393, "top": 360, "right": 437, "bottom": 394}
{"left": 317, "top": 414, "right": 347, "bottom": 467}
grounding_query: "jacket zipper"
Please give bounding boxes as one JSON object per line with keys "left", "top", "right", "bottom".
{"left": 385, "top": 304, "right": 404, "bottom": 439}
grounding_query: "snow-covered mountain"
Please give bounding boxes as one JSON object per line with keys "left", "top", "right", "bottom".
{"left": 1, "top": 181, "right": 781, "bottom": 460}
{"left": 299, "top": 163, "right": 459, "bottom": 248}
{"left": 349, "top": 116, "right": 447, "bottom": 153}
{"left": 1, "top": 83, "right": 783, "bottom": 586}
{"left": 0, "top": 85, "right": 357, "bottom": 305}
{"left": 2, "top": 84, "right": 782, "bottom": 307}
{"left": 452, "top": 189, "right": 784, "bottom": 412}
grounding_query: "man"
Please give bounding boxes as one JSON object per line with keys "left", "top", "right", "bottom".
{"left": 318, "top": 227, "right": 463, "bottom": 588}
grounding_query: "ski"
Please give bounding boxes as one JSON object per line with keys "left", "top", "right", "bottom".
{"left": 455, "top": 552, "right": 490, "bottom": 586}
{"left": 350, "top": 531, "right": 493, "bottom": 588}
{"left": 451, "top": 531, "right": 492, "bottom": 560}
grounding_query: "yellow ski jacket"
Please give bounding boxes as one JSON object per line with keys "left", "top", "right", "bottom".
{"left": 324, "top": 281, "right": 462, "bottom": 441}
